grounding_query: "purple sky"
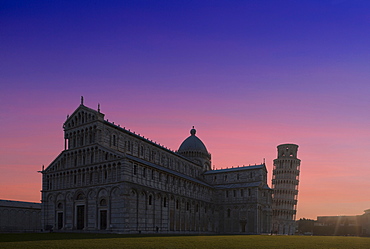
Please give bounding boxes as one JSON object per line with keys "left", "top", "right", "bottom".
{"left": 2, "top": 0, "right": 370, "bottom": 219}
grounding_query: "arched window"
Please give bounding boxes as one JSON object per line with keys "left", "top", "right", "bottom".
{"left": 227, "top": 209, "right": 231, "bottom": 218}
{"left": 100, "top": 199, "right": 107, "bottom": 206}
{"left": 148, "top": 195, "right": 152, "bottom": 205}
{"left": 76, "top": 193, "right": 84, "bottom": 200}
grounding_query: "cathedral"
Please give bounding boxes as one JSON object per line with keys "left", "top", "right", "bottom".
{"left": 41, "top": 100, "right": 300, "bottom": 234}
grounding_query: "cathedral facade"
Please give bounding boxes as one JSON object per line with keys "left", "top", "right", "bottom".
{"left": 41, "top": 102, "right": 275, "bottom": 234}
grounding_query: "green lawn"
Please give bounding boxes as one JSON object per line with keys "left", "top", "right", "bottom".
{"left": 1, "top": 233, "right": 370, "bottom": 249}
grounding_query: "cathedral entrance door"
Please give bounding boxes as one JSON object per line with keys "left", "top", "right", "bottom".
{"left": 100, "top": 210, "right": 107, "bottom": 230}
{"left": 76, "top": 205, "right": 85, "bottom": 230}
{"left": 240, "top": 221, "right": 246, "bottom": 233}
{"left": 57, "top": 212, "right": 63, "bottom": 229}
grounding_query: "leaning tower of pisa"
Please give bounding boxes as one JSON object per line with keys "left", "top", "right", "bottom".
{"left": 271, "top": 143, "right": 301, "bottom": 235}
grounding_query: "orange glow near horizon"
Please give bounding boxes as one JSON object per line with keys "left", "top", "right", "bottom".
{"left": 2, "top": 99, "right": 370, "bottom": 220}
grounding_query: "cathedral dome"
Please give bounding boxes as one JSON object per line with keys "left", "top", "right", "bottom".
{"left": 178, "top": 127, "right": 208, "bottom": 154}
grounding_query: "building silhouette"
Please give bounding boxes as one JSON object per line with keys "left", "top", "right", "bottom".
{"left": 0, "top": 200, "right": 41, "bottom": 232}
{"left": 271, "top": 144, "right": 301, "bottom": 235}
{"left": 314, "top": 209, "right": 370, "bottom": 236}
{"left": 41, "top": 100, "right": 294, "bottom": 234}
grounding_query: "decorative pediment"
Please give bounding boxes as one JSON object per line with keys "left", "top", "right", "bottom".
{"left": 44, "top": 151, "right": 66, "bottom": 173}
{"left": 44, "top": 144, "right": 125, "bottom": 173}
{"left": 63, "top": 104, "right": 104, "bottom": 131}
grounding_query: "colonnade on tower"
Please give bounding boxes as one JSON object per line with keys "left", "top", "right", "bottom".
{"left": 271, "top": 144, "right": 301, "bottom": 235}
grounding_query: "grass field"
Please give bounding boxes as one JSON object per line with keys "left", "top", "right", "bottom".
{"left": 1, "top": 233, "right": 370, "bottom": 249}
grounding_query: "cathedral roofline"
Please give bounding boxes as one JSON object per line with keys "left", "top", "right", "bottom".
{"left": 204, "top": 164, "right": 266, "bottom": 175}
{"left": 63, "top": 102, "right": 202, "bottom": 167}
{"left": 213, "top": 181, "right": 261, "bottom": 189}
{"left": 127, "top": 155, "right": 212, "bottom": 188}
{"left": 0, "top": 199, "right": 41, "bottom": 208}
{"left": 103, "top": 120, "right": 204, "bottom": 167}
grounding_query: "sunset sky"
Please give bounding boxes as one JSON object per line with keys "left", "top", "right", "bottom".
{"left": 2, "top": 0, "right": 370, "bottom": 220}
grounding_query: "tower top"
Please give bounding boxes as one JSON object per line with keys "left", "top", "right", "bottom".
{"left": 277, "top": 143, "right": 299, "bottom": 159}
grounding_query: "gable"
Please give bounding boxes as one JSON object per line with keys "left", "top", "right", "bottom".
{"left": 63, "top": 104, "right": 105, "bottom": 131}
{"left": 44, "top": 151, "right": 65, "bottom": 173}
{"left": 44, "top": 144, "right": 125, "bottom": 173}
